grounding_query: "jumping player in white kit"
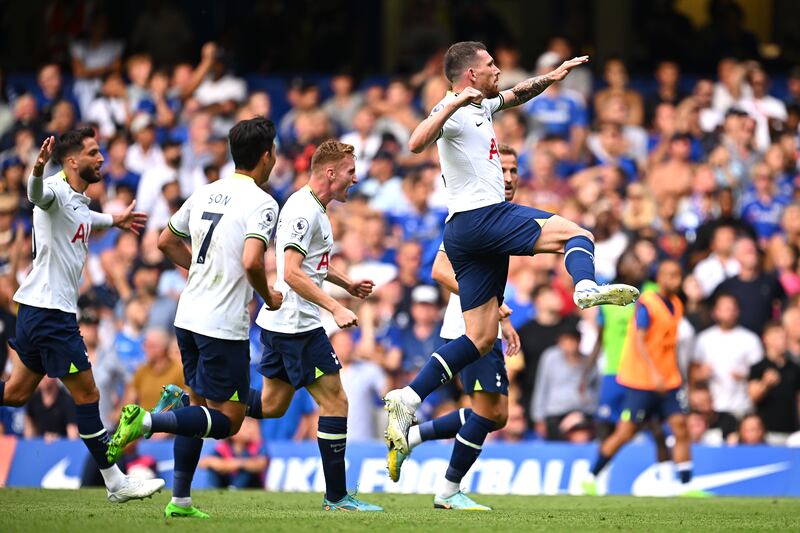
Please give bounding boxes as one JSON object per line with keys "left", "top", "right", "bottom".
{"left": 387, "top": 144, "right": 522, "bottom": 510}
{"left": 383, "top": 42, "right": 640, "bottom": 508}
{"left": 0, "top": 128, "right": 161, "bottom": 503}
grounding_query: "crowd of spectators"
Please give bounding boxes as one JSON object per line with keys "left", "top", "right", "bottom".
{"left": 2, "top": 17, "right": 800, "bottom": 488}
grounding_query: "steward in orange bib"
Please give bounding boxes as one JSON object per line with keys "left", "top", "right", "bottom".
{"left": 583, "top": 260, "right": 708, "bottom": 497}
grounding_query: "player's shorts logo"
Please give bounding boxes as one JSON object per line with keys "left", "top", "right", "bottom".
{"left": 291, "top": 217, "right": 309, "bottom": 237}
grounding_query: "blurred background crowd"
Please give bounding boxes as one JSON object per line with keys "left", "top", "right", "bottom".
{"left": 2, "top": 0, "right": 800, "bottom": 487}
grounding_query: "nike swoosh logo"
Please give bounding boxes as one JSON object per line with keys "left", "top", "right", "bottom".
{"left": 72, "top": 205, "right": 80, "bottom": 210}
{"left": 42, "top": 457, "right": 81, "bottom": 489}
{"left": 476, "top": 122, "right": 483, "bottom": 127}
{"left": 631, "top": 461, "right": 790, "bottom": 496}
{"left": 323, "top": 234, "right": 330, "bottom": 240}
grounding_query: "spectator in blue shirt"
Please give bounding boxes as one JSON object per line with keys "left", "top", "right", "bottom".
{"left": 384, "top": 285, "right": 442, "bottom": 375}
{"left": 741, "top": 163, "right": 790, "bottom": 243}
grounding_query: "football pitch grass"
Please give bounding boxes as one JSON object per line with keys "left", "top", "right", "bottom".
{"left": 1, "top": 489, "right": 798, "bottom": 532}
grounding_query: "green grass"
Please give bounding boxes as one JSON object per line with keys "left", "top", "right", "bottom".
{"left": 0, "top": 489, "right": 798, "bottom": 532}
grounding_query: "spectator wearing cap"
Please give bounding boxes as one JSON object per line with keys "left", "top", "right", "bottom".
{"left": 532, "top": 324, "right": 596, "bottom": 440}
{"left": 691, "top": 293, "right": 763, "bottom": 420}
{"left": 715, "top": 237, "right": 785, "bottom": 335}
{"left": 524, "top": 51, "right": 588, "bottom": 159}
{"left": 122, "top": 328, "right": 185, "bottom": 412}
{"left": 748, "top": 322, "right": 800, "bottom": 438}
{"left": 125, "top": 114, "right": 165, "bottom": 176}
{"left": 357, "top": 150, "right": 404, "bottom": 213}
{"left": 340, "top": 106, "right": 381, "bottom": 181}
{"left": 102, "top": 135, "right": 141, "bottom": 198}
{"left": 384, "top": 284, "right": 442, "bottom": 378}
{"left": 79, "top": 307, "right": 129, "bottom": 428}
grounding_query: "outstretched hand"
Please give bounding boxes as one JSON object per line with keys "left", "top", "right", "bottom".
{"left": 33, "top": 136, "right": 55, "bottom": 177}
{"left": 549, "top": 56, "right": 590, "bottom": 82}
{"left": 113, "top": 200, "right": 148, "bottom": 235}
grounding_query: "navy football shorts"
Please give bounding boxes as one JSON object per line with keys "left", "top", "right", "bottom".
{"left": 620, "top": 386, "right": 687, "bottom": 424}
{"left": 258, "top": 327, "right": 341, "bottom": 390}
{"left": 596, "top": 374, "right": 627, "bottom": 422}
{"left": 444, "top": 202, "right": 554, "bottom": 311}
{"left": 175, "top": 327, "right": 250, "bottom": 403}
{"left": 10, "top": 303, "right": 90, "bottom": 378}
{"left": 458, "top": 339, "right": 508, "bottom": 396}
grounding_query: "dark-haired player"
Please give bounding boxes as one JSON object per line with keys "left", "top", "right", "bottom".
{"left": 384, "top": 41, "right": 640, "bottom": 502}
{"left": 107, "top": 117, "right": 284, "bottom": 518}
{"left": 0, "top": 128, "right": 156, "bottom": 502}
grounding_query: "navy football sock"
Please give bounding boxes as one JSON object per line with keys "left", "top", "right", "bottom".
{"left": 419, "top": 408, "right": 473, "bottom": 441}
{"left": 173, "top": 435, "right": 203, "bottom": 498}
{"left": 444, "top": 413, "right": 495, "bottom": 484}
{"left": 245, "top": 388, "right": 263, "bottom": 419}
{"left": 151, "top": 406, "right": 231, "bottom": 439}
{"left": 0, "top": 380, "right": 5, "bottom": 406}
{"left": 677, "top": 461, "right": 693, "bottom": 484}
{"left": 409, "top": 336, "right": 480, "bottom": 401}
{"left": 591, "top": 453, "right": 612, "bottom": 476}
{"left": 317, "top": 416, "right": 348, "bottom": 502}
{"left": 564, "top": 235, "right": 596, "bottom": 285}
{"left": 76, "top": 401, "right": 113, "bottom": 469}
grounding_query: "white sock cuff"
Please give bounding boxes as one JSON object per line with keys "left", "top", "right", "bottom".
{"left": 676, "top": 461, "right": 693, "bottom": 471}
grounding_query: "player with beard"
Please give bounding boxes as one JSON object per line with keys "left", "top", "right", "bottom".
{"left": 0, "top": 128, "right": 160, "bottom": 503}
{"left": 384, "top": 42, "right": 640, "bottom": 484}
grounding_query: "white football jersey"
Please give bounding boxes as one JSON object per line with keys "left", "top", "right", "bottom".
{"left": 433, "top": 91, "right": 506, "bottom": 220}
{"left": 170, "top": 174, "right": 279, "bottom": 341}
{"left": 256, "top": 185, "right": 332, "bottom": 334}
{"left": 437, "top": 242, "right": 501, "bottom": 340}
{"left": 15, "top": 172, "right": 95, "bottom": 314}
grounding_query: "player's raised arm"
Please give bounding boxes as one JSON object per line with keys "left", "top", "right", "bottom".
{"left": 283, "top": 248, "right": 357, "bottom": 328}
{"left": 27, "top": 136, "right": 56, "bottom": 209}
{"left": 408, "top": 87, "right": 482, "bottom": 153}
{"left": 499, "top": 56, "right": 589, "bottom": 110}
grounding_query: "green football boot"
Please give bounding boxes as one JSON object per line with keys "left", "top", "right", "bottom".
{"left": 433, "top": 491, "right": 492, "bottom": 511}
{"left": 164, "top": 502, "right": 210, "bottom": 519}
{"left": 107, "top": 404, "right": 147, "bottom": 464}
{"left": 581, "top": 479, "right": 599, "bottom": 496}
{"left": 323, "top": 494, "right": 384, "bottom": 512}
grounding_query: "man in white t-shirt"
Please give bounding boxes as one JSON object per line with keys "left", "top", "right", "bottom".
{"left": 692, "top": 293, "right": 763, "bottom": 418}
{"left": 383, "top": 41, "right": 639, "bottom": 510}
{"left": 387, "top": 144, "right": 522, "bottom": 510}
{"left": 244, "top": 140, "right": 382, "bottom": 512}
{"left": 1, "top": 128, "right": 159, "bottom": 503}
{"left": 107, "top": 118, "right": 283, "bottom": 519}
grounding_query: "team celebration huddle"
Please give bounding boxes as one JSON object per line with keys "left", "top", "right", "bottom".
{"left": 0, "top": 42, "right": 645, "bottom": 516}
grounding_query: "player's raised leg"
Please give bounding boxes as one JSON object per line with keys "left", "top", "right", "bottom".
{"left": 307, "top": 374, "right": 383, "bottom": 512}
{"left": 533, "top": 215, "right": 639, "bottom": 309}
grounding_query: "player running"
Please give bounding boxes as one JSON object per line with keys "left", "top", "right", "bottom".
{"left": 0, "top": 129, "right": 160, "bottom": 503}
{"left": 582, "top": 260, "right": 706, "bottom": 497}
{"left": 387, "top": 144, "right": 521, "bottom": 510}
{"left": 242, "top": 139, "right": 382, "bottom": 512}
{"left": 384, "top": 41, "right": 640, "bottom": 459}
{"left": 107, "top": 117, "right": 284, "bottom": 518}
